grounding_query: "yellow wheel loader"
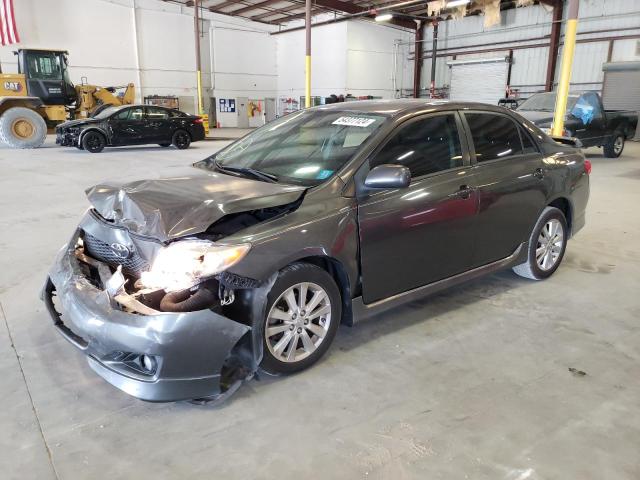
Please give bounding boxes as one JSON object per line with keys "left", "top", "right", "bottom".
{"left": 0, "top": 49, "right": 135, "bottom": 149}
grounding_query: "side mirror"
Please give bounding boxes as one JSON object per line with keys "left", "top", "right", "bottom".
{"left": 364, "top": 164, "right": 411, "bottom": 189}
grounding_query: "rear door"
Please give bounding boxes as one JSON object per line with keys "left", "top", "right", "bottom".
{"left": 461, "top": 111, "right": 550, "bottom": 267}
{"left": 357, "top": 112, "right": 480, "bottom": 304}
{"left": 109, "top": 106, "right": 146, "bottom": 145}
{"left": 144, "top": 106, "right": 172, "bottom": 143}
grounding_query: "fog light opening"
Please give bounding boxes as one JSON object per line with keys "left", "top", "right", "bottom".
{"left": 141, "top": 354, "right": 156, "bottom": 373}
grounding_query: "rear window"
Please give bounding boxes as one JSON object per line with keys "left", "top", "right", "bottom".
{"left": 146, "top": 107, "right": 169, "bottom": 120}
{"left": 465, "top": 113, "right": 524, "bottom": 162}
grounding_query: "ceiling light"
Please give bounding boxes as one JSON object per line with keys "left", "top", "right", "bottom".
{"left": 447, "top": 0, "right": 471, "bottom": 7}
{"left": 375, "top": 13, "right": 394, "bottom": 22}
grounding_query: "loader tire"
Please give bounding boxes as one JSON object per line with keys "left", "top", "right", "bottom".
{"left": 0, "top": 107, "right": 47, "bottom": 149}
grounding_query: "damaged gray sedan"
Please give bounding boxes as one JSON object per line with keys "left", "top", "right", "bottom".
{"left": 43, "top": 100, "right": 589, "bottom": 402}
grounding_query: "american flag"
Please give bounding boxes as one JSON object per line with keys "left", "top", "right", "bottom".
{"left": 0, "top": 0, "right": 19, "bottom": 46}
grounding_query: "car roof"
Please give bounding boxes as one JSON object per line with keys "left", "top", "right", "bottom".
{"left": 313, "top": 99, "right": 511, "bottom": 117}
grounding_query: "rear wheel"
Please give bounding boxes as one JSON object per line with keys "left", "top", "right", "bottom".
{"left": 81, "top": 131, "right": 106, "bottom": 153}
{"left": 172, "top": 130, "right": 191, "bottom": 149}
{"left": 0, "top": 107, "right": 47, "bottom": 149}
{"left": 261, "top": 263, "right": 341, "bottom": 374}
{"left": 513, "top": 206, "right": 568, "bottom": 280}
{"left": 604, "top": 131, "right": 624, "bottom": 158}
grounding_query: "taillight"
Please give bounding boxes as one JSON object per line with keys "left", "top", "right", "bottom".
{"left": 193, "top": 117, "right": 203, "bottom": 124}
{"left": 584, "top": 159, "right": 592, "bottom": 175}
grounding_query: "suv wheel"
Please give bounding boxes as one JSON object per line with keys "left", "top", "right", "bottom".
{"left": 261, "top": 263, "right": 341, "bottom": 374}
{"left": 513, "top": 206, "right": 568, "bottom": 280}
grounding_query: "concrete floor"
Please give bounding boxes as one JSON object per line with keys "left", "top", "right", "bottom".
{"left": 1, "top": 137, "right": 639, "bottom": 480}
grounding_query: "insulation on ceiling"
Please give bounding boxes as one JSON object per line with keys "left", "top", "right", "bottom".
{"left": 426, "top": 0, "right": 445, "bottom": 16}
{"left": 477, "top": 0, "right": 502, "bottom": 28}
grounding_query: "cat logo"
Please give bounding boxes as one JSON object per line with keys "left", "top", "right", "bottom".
{"left": 3, "top": 81, "right": 23, "bottom": 92}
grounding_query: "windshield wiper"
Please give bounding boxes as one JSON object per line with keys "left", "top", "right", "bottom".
{"left": 214, "top": 160, "right": 278, "bottom": 183}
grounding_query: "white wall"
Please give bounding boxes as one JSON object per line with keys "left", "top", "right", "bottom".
{"left": 276, "top": 22, "right": 348, "bottom": 100}
{"left": 2, "top": 0, "right": 138, "bottom": 88}
{"left": 346, "top": 21, "right": 413, "bottom": 98}
{"left": 213, "top": 27, "right": 277, "bottom": 126}
{"left": 3, "top": 0, "right": 277, "bottom": 126}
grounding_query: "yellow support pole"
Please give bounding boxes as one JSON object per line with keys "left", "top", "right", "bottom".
{"left": 304, "top": 0, "right": 311, "bottom": 109}
{"left": 552, "top": 0, "right": 579, "bottom": 137}
{"left": 197, "top": 70, "right": 204, "bottom": 114}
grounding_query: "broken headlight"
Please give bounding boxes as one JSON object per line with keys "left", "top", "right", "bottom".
{"left": 140, "top": 240, "right": 250, "bottom": 292}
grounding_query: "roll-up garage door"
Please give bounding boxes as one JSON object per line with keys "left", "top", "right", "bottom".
{"left": 447, "top": 57, "right": 509, "bottom": 105}
{"left": 602, "top": 62, "right": 640, "bottom": 140}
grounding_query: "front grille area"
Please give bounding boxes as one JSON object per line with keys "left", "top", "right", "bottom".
{"left": 83, "top": 232, "right": 149, "bottom": 275}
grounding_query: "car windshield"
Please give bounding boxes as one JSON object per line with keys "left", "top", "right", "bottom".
{"left": 518, "top": 92, "right": 579, "bottom": 112}
{"left": 197, "top": 110, "right": 388, "bottom": 186}
{"left": 93, "top": 106, "right": 120, "bottom": 119}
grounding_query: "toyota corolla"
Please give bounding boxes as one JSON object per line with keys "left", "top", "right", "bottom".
{"left": 43, "top": 100, "right": 590, "bottom": 403}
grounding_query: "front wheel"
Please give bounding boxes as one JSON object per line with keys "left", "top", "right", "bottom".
{"left": 513, "top": 206, "right": 568, "bottom": 280}
{"left": 261, "top": 263, "right": 341, "bottom": 374}
{"left": 603, "top": 132, "right": 624, "bottom": 158}
{"left": 172, "top": 130, "right": 191, "bottom": 149}
{"left": 81, "top": 131, "right": 106, "bottom": 153}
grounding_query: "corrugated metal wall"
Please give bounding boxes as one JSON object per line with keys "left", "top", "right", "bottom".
{"left": 396, "top": 0, "right": 640, "bottom": 99}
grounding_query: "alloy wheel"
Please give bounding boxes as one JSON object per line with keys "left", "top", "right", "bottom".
{"left": 175, "top": 132, "right": 189, "bottom": 148}
{"left": 265, "top": 282, "right": 332, "bottom": 363}
{"left": 614, "top": 136, "right": 624, "bottom": 155}
{"left": 536, "top": 218, "right": 564, "bottom": 271}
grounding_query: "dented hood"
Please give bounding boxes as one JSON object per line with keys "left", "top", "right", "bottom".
{"left": 86, "top": 171, "right": 306, "bottom": 241}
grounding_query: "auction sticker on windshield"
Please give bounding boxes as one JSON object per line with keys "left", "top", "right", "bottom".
{"left": 332, "top": 116, "right": 377, "bottom": 128}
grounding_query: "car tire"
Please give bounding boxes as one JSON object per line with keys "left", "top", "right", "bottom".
{"left": 172, "top": 130, "right": 191, "bottom": 149}
{"left": 513, "top": 206, "right": 568, "bottom": 280}
{"left": 261, "top": 263, "right": 341, "bottom": 375}
{"left": 81, "top": 131, "right": 106, "bottom": 153}
{"left": 159, "top": 143, "right": 171, "bottom": 147}
{"left": 0, "top": 107, "right": 47, "bottom": 149}
{"left": 603, "top": 131, "right": 624, "bottom": 158}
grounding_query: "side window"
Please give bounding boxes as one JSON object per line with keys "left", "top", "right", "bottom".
{"left": 115, "top": 108, "right": 132, "bottom": 120}
{"left": 117, "top": 107, "right": 144, "bottom": 120}
{"left": 170, "top": 110, "right": 186, "bottom": 118}
{"left": 371, "top": 114, "right": 463, "bottom": 178}
{"left": 146, "top": 107, "right": 169, "bottom": 120}
{"left": 130, "top": 107, "right": 144, "bottom": 120}
{"left": 465, "top": 113, "right": 524, "bottom": 162}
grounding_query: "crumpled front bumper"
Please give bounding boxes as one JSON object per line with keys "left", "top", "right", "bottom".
{"left": 56, "top": 130, "right": 80, "bottom": 147}
{"left": 42, "top": 235, "right": 251, "bottom": 402}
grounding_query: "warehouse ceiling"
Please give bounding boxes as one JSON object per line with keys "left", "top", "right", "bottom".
{"left": 164, "top": 0, "right": 556, "bottom": 29}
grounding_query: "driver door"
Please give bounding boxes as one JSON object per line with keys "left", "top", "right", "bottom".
{"left": 357, "top": 112, "right": 480, "bottom": 304}
{"left": 109, "top": 106, "right": 146, "bottom": 145}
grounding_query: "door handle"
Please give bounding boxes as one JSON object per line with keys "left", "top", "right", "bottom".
{"left": 454, "top": 184, "right": 475, "bottom": 199}
{"left": 533, "top": 168, "right": 545, "bottom": 179}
